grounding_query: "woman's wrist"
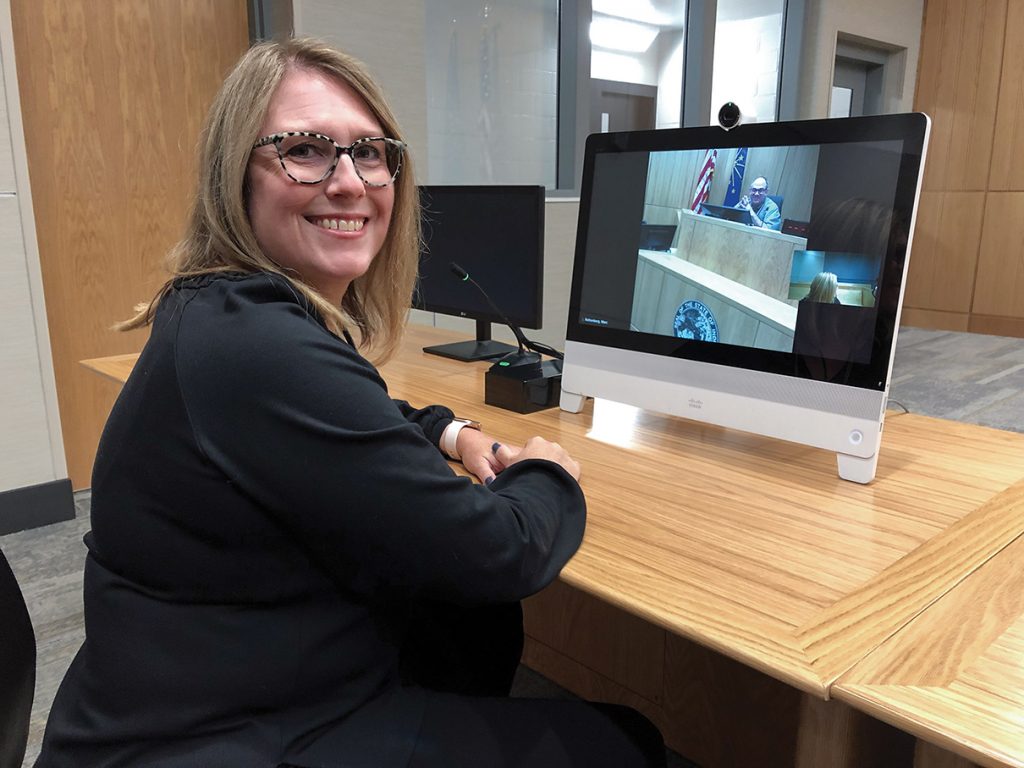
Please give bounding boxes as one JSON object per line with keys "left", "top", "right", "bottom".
{"left": 440, "top": 418, "right": 482, "bottom": 461}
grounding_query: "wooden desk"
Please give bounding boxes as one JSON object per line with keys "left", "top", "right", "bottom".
{"left": 836, "top": 532, "right": 1024, "bottom": 768}
{"left": 80, "top": 354, "right": 140, "bottom": 386}
{"left": 82, "top": 325, "right": 1024, "bottom": 767}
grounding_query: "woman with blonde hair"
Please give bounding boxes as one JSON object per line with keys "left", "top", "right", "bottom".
{"left": 806, "top": 271, "right": 840, "bottom": 304}
{"left": 35, "top": 38, "right": 664, "bottom": 768}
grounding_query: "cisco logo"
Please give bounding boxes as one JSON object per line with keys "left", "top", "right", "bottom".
{"left": 688, "top": 398, "right": 703, "bottom": 410}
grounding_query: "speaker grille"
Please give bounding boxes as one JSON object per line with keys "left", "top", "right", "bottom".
{"left": 566, "top": 342, "right": 884, "bottom": 420}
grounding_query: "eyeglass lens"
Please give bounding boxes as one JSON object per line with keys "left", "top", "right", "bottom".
{"left": 276, "top": 135, "right": 402, "bottom": 185}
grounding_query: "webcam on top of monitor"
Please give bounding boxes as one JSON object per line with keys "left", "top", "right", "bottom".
{"left": 717, "top": 102, "right": 743, "bottom": 131}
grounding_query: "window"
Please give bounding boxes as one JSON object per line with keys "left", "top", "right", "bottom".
{"left": 709, "top": 0, "right": 786, "bottom": 124}
{"left": 423, "top": 0, "right": 559, "bottom": 186}
{"left": 407, "top": 0, "right": 799, "bottom": 189}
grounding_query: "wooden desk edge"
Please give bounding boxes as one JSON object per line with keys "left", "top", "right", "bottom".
{"left": 80, "top": 354, "right": 140, "bottom": 385}
{"left": 833, "top": 685, "right": 1024, "bottom": 768}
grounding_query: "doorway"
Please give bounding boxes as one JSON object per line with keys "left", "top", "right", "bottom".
{"left": 590, "top": 79, "right": 658, "bottom": 134}
{"left": 830, "top": 33, "right": 907, "bottom": 118}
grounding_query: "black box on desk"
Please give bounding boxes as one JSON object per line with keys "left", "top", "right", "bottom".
{"left": 484, "top": 358, "right": 562, "bottom": 414}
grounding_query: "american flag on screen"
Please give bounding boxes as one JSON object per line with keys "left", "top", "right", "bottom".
{"left": 690, "top": 149, "right": 717, "bottom": 211}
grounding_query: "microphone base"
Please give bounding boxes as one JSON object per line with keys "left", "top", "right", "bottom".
{"left": 484, "top": 357, "right": 563, "bottom": 414}
{"left": 422, "top": 339, "right": 517, "bottom": 362}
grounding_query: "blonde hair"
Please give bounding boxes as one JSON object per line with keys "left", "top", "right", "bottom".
{"left": 118, "top": 38, "right": 419, "bottom": 363}
{"left": 806, "top": 271, "right": 838, "bottom": 303}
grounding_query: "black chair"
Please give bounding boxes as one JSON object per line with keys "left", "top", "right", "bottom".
{"left": 767, "top": 193, "right": 784, "bottom": 214}
{"left": 0, "top": 546, "right": 35, "bottom": 768}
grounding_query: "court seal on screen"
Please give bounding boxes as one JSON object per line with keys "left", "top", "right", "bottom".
{"left": 673, "top": 300, "right": 719, "bottom": 342}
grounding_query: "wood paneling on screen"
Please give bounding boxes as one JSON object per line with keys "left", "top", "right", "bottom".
{"left": 11, "top": 0, "right": 248, "bottom": 488}
{"left": 909, "top": 0, "right": 1024, "bottom": 337}
{"left": 645, "top": 146, "right": 817, "bottom": 225}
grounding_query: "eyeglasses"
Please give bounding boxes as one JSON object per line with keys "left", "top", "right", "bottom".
{"left": 253, "top": 131, "right": 406, "bottom": 187}
{"left": 749, "top": 186, "right": 767, "bottom": 194}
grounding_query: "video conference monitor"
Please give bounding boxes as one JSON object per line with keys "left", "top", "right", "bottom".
{"left": 413, "top": 185, "right": 545, "bottom": 361}
{"left": 561, "top": 113, "right": 930, "bottom": 483}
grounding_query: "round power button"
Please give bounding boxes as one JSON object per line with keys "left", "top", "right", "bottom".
{"left": 849, "top": 429, "right": 864, "bottom": 446}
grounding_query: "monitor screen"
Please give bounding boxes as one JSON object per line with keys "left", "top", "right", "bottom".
{"left": 561, "top": 113, "right": 929, "bottom": 483}
{"left": 414, "top": 185, "right": 545, "bottom": 330}
{"left": 568, "top": 114, "right": 927, "bottom": 391}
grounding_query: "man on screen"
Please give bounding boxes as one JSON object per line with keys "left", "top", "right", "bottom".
{"left": 734, "top": 177, "right": 782, "bottom": 231}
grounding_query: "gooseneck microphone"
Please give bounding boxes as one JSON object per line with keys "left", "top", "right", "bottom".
{"left": 449, "top": 263, "right": 563, "bottom": 364}
{"left": 449, "top": 262, "right": 530, "bottom": 358}
{"left": 449, "top": 261, "right": 564, "bottom": 412}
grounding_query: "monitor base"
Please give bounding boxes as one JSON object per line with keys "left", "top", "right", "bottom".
{"left": 560, "top": 388, "right": 587, "bottom": 413}
{"left": 836, "top": 451, "right": 879, "bottom": 484}
{"left": 423, "top": 339, "right": 517, "bottom": 362}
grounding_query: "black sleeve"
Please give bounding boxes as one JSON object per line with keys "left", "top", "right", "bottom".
{"left": 392, "top": 399, "right": 453, "bottom": 449}
{"left": 174, "top": 291, "right": 584, "bottom": 605}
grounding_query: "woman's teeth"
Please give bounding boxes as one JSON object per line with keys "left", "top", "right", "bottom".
{"left": 313, "top": 217, "right": 364, "bottom": 232}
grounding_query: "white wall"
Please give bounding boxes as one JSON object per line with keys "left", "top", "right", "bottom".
{"left": 655, "top": 30, "right": 685, "bottom": 129}
{"left": 0, "top": 0, "right": 67, "bottom": 497}
{"left": 797, "top": 0, "right": 924, "bottom": 118}
{"left": 591, "top": 48, "right": 660, "bottom": 87}
{"left": 710, "top": 12, "right": 783, "bottom": 123}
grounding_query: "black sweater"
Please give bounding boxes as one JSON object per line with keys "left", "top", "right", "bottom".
{"left": 37, "top": 272, "right": 585, "bottom": 768}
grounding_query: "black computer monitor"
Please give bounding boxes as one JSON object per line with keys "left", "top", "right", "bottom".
{"left": 414, "top": 185, "right": 545, "bottom": 361}
{"left": 700, "top": 202, "right": 752, "bottom": 225}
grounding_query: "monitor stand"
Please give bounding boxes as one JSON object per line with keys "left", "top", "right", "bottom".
{"left": 422, "top": 319, "right": 517, "bottom": 361}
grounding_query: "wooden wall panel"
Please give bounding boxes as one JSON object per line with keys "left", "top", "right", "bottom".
{"left": 903, "top": 191, "right": 985, "bottom": 312}
{"left": 972, "top": 192, "right": 1024, "bottom": 317}
{"left": 914, "top": 0, "right": 1004, "bottom": 192}
{"left": 968, "top": 313, "right": 1024, "bottom": 337}
{"left": 899, "top": 307, "right": 970, "bottom": 332}
{"left": 987, "top": 0, "right": 1024, "bottom": 191}
{"left": 909, "top": 0, "right": 1024, "bottom": 337}
{"left": 11, "top": 0, "right": 249, "bottom": 488}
